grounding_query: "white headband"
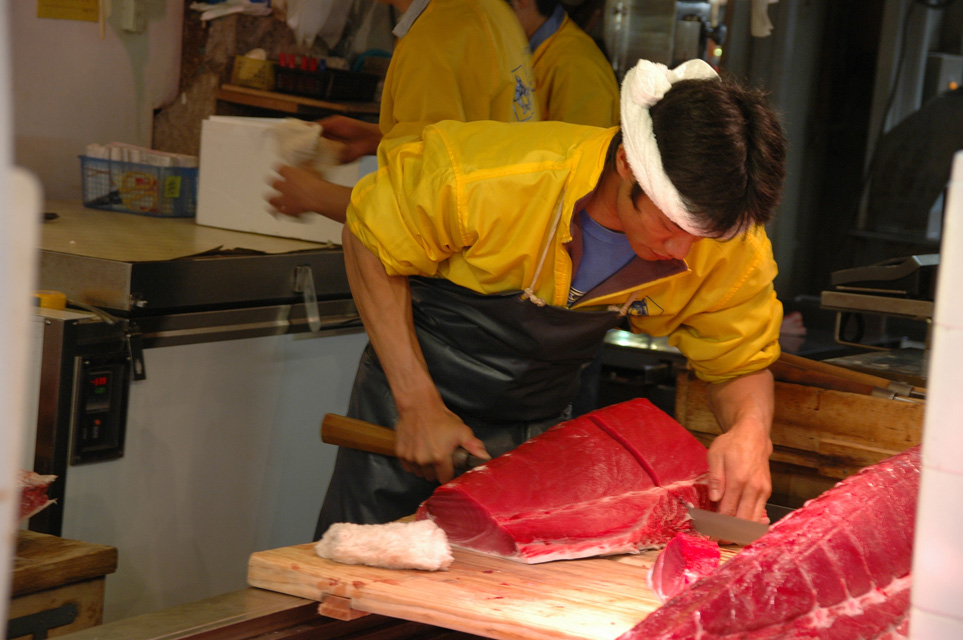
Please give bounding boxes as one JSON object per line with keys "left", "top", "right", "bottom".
{"left": 620, "top": 59, "right": 719, "bottom": 236}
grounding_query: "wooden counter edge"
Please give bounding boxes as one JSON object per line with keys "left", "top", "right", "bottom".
{"left": 13, "top": 530, "right": 118, "bottom": 597}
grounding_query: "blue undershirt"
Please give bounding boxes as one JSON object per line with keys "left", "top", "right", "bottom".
{"left": 529, "top": 4, "right": 566, "bottom": 52}
{"left": 568, "top": 210, "right": 637, "bottom": 307}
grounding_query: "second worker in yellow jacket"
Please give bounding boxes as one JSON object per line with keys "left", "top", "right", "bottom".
{"left": 512, "top": 0, "right": 620, "bottom": 127}
{"left": 267, "top": 0, "right": 539, "bottom": 222}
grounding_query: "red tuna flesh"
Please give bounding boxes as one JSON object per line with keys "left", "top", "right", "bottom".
{"left": 619, "top": 445, "right": 921, "bottom": 640}
{"left": 416, "top": 398, "right": 710, "bottom": 563}
{"left": 649, "top": 531, "right": 722, "bottom": 603}
{"left": 19, "top": 469, "right": 56, "bottom": 521}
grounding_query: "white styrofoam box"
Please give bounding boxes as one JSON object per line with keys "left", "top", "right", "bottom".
{"left": 933, "top": 153, "right": 963, "bottom": 327}
{"left": 910, "top": 607, "right": 963, "bottom": 639}
{"left": 197, "top": 116, "right": 367, "bottom": 244}
{"left": 912, "top": 464, "right": 963, "bottom": 624}
{"left": 921, "top": 323, "right": 963, "bottom": 473}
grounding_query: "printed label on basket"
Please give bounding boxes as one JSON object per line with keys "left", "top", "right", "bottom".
{"left": 120, "top": 171, "right": 159, "bottom": 213}
{"left": 80, "top": 155, "right": 198, "bottom": 217}
{"left": 164, "top": 176, "right": 182, "bottom": 199}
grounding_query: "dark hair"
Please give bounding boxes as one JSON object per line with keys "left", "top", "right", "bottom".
{"left": 534, "top": 0, "right": 561, "bottom": 18}
{"left": 646, "top": 77, "right": 787, "bottom": 236}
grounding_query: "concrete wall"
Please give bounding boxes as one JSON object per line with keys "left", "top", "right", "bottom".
{"left": 10, "top": 1, "right": 184, "bottom": 201}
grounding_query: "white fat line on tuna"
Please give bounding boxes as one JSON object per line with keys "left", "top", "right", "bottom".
{"left": 680, "top": 575, "right": 912, "bottom": 639}
{"left": 800, "top": 574, "right": 912, "bottom": 631}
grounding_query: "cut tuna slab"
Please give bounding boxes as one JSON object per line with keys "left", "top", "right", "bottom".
{"left": 649, "top": 532, "right": 721, "bottom": 603}
{"left": 619, "top": 445, "right": 921, "bottom": 640}
{"left": 416, "top": 398, "right": 710, "bottom": 563}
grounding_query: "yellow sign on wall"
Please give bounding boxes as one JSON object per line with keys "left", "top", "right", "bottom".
{"left": 38, "top": 0, "right": 100, "bottom": 22}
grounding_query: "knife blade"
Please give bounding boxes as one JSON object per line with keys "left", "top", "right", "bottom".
{"left": 687, "top": 506, "right": 770, "bottom": 546}
{"left": 320, "top": 413, "right": 489, "bottom": 470}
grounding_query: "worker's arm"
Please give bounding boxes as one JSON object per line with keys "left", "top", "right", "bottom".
{"left": 268, "top": 165, "right": 351, "bottom": 223}
{"left": 342, "top": 227, "right": 489, "bottom": 483}
{"left": 266, "top": 115, "right": 384, "bottom": 221}
{"left": 317, "top": 115, "right": 383, "bottom": 162}
{"left": 704, "top": 368, "right": 774, "bottom": 523}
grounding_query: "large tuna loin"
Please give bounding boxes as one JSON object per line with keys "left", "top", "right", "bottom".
{"left": 620, "top": 445, "right": 922, "bottom": 640}
{"left": 415, "top": 398, "right": 710, "bottom": 564}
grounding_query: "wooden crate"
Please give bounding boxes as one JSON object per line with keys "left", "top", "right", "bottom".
{"left": 9, "top": 531, "right": 118, "bottom": 640}
{"left": 674, "top": 371, "right": 924, "bottom": 504}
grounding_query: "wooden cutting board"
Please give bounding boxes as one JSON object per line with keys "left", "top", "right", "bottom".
{"left": 248, "top": 543, "right": 737, "bottom": 640}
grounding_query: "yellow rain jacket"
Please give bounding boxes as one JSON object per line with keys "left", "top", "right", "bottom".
{"left": 347, "top": 120, "right": 782, "bottom": 383}
{"left": 531, "top": 14, "right": 620, "bottom": 127}
{"left": 380, "top": 0, "right": 539, "bottom": 147}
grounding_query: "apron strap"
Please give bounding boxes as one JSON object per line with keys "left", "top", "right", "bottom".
{"left": 520, "top": 195, "right": 566, "bottom": 307}
{"left": 615, "top": 291, "right": 640, "bottom": 317}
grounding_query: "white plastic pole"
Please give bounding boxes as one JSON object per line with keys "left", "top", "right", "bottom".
{"left": 0, "top": 2, "right": 45, "bottom": 632}
{"left": 910, "top": 150, "right": 963, "bottom": 638}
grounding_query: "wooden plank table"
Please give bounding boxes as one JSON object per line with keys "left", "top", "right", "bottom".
{"left": 248, "top": 543, "right": 738, "bottom": 640}
{"left": 10, "top": 530, "right": 118, "bottom": 639}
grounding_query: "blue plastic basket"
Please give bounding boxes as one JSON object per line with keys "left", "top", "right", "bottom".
{"left": 80, "top": 155, "right": 198, "bottom": 218}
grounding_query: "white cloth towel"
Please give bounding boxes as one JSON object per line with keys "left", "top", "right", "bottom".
{"left": 271, "top": 118, "right": 341, "bottom": 171}
{"left": 316, "top": 520, "right": 454, "bottom": 571}
{"left": 619, "top": 59, "right": 719, "bottom": 236}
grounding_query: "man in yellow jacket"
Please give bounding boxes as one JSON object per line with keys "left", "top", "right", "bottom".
{"left": 511, "top": 0, "right": 619, "bottom": 127}
{"left": 317, "top": 59, "right": 788, "bottom": 539}
{"left": 268, "top": 0, "right": 538, "bottom": 221}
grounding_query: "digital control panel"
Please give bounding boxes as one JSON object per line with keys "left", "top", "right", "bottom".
{"left": 71, "top": 355, "right": 130, "bottom": 465}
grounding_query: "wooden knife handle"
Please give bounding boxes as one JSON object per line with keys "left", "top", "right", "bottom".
{"left": 320, "top": 413, "right": 488, "bottom": 469}
{"left": 321, "top": 414, "right": 397, "bottom": 457}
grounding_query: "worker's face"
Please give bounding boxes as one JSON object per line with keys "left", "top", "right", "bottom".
{"left": 614, "top": 147, "right": 702, "bottom": 261}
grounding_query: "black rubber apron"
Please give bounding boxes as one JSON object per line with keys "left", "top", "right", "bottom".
{"left": 315, "top": 275, "right": 625, "bottom": 536}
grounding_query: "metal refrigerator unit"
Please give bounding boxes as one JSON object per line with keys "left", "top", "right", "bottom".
{"left": 25, "top": 202, "right": 368, "bottom": 622}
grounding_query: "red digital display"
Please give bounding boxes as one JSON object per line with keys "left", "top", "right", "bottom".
{"left": 87, "top": 372, "right": 112, "bottom": 404}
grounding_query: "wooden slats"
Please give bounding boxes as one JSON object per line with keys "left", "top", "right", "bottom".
{"left": 675, "top": 371, "right": 924, "bottom": 483}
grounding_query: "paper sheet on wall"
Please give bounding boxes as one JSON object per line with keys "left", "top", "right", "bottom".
{"left": 37, "top": 0, "right": 99, "bottom": 21}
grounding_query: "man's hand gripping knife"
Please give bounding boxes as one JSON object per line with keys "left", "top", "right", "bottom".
{"left": 342, "top": 228, "right": 490, "bottom": 485}
{"left": 705, "top": 368, "right": 775, "bottom": 523}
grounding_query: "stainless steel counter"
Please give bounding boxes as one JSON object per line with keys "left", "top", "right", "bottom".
{"left": 40, "top": 201, "right": 353, "bottom": 318}
{"left": 54, "top": 589, "right": 321, "bottom": 640}
{"left": 56, "top": 588, "right": 484, "bottom": 640}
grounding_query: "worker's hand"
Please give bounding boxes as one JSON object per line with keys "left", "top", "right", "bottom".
{"left": 394, "top": 405, "right": 490, "bottom": 485}
{"left": 316, "top": 115, "right": 382, "bottom": 163}
{"left": 706, "top": 419, "right": 773, "bottom": 523}
{"left": 266, "top": 164, "right": 340, "bottom": 221}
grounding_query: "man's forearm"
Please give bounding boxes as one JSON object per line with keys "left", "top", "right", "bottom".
{"left": 269, "top": 166, "right": 352, "bottom": 223}
{"left": 316, "top": 182, "right": 352, "bottom": 224}
{"left": 706, "top": 368, "right": 774, "bottom": 434}
{"left": 341, "top": 227, "right": 442, "bottom": 412}
{"left": 704, "top": 367, "right": 775, "bottom": 519}
{"left": 341, "top": 228, "right": 489, "bottom": 481}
